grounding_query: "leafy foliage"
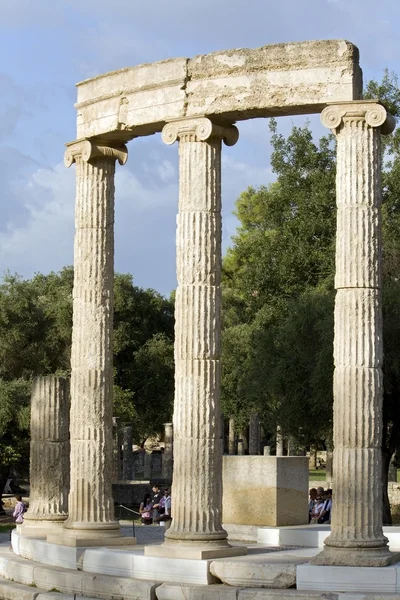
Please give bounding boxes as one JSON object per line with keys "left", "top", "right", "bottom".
{"left": 0, "top": 269, "right": 175, "bottom": 479}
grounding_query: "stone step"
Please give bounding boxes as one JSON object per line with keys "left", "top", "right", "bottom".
{"left": 0, "top": 575, "right": 97, "bottom": 600}
{"left": 0, "top": 576, "right": 40, "bottom": 600}
{"left": 157, "top": 582, "right": 400, "bottom": 600}
{"left": 0, "top": 545, "right": 160, "bottom": 600}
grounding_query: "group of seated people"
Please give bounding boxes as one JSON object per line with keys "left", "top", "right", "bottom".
{"left": 139, "top": 484, "right": 172, "bottom": 526}
{"left": 309, "top": 486, "right": 332, "bottom": 524}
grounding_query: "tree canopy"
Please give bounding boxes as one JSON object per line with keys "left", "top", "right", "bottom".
{"left": 0, "top": 269, "right": 175, "bottom": 483}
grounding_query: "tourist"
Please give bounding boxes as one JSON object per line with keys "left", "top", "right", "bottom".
{"left": 317, "top": 489, "right": 332, "bottom": 524}
{"left": 12, "top": 495, "right": 27, "bottom": 524}
{"left": 151, "top": 484, "right": 163, "bottom": 521}
{"left": 308, "top": 488, "right": 317, "bottom": 523}
{"left": 154, "top": 488, "right": 172, "bottom": 526}
{"left": 158, "top": 490, "right": 166, "bottom": 516}
{"left": 164, "top": 489, "right": 171, "bottom": 521}
{"left": 139, "top": 493, "right": 153, "bottom": 525}
{"left": 310, "top": 495, "right": 325, "bottom": 524}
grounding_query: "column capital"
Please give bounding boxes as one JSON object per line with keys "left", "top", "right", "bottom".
{"left": 321, "top": 101, "right": 395, "bottom": 135}
{"left": 64, "top": 139, "right": 128, "bottom": 168}
{"left": 161, "top": 117, "right": 239, "bottom": 147}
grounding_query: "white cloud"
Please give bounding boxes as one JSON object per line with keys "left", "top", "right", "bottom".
{"left": 0, "top": 145, "right": 273, "bottom": 294}
{"left": 0, "top": 156, "right": 179, "bottom": 291}
{"left": 115, "top": 161, "right": 178, "bottom": 213}
{"left": 0, "top": 163, "right": 75, "bottom": 276}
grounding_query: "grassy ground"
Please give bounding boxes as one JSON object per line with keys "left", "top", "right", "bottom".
{"left": 309, "top": 469, "right": 400, "bottom": 482}
{"left": 0, "top": 524, "right": 15, "bottom": 532}
{"left": 309, "top": 469, "right": 326, "bottom": 481}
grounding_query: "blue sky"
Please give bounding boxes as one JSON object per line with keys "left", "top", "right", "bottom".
{"left": 1, "top": 0, "right": 399, "bottom": 296}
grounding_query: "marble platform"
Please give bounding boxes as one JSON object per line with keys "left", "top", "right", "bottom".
{"left": 258, "top": 524, "right": 400, "bottom": 549}
{"left": 8, "top": 528, "right": 400, "bottom": 597}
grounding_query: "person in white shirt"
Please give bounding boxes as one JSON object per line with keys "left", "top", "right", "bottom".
{"left": 310, "top": 496, "right": 325, "bottom": 523}
{"left": 318, "top": 489, "right": 332, "bottom": 524}
{"left": 164, "top": 490, "right": 171, "bottom": 518}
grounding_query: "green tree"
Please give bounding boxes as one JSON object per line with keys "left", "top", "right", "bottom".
{"left": 129, "top": 333, "right": 174, "bottom": 444}
{"left": 0, "top": 269, "right": 175, "bottom": 486}
{"left": 0, "top": 379, "right": 31, "bottom": 494}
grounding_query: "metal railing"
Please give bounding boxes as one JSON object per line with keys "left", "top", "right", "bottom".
{"left": 115, "top": 504, "right": 141, "bottom": 537}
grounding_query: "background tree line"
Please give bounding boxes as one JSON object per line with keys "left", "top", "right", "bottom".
{"left": 0, "top": 268, "right": 175, "bottom": 492}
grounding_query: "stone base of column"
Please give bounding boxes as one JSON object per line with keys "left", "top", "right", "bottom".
{"left": 312, "top": 546, "right": 399, "bottom": 567}
{"left": 20, "top": 516, "right": 66, "bottom": 537}
{"left": 47, "top": 533, "right": 136, "bottom": 547}
{"left": 48, "top": 521, "right": 132, "bottom": 546}
{"left": 145, "top": 539, "right": 247, "bottom": 560}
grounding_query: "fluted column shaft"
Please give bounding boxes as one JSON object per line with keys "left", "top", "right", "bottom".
{"left": 63, "top": 140, "right": 127, "bottom": 536}
{"left": 24, "top": 377, "right": 70, "bottom": 523}
{"left": 161, "top": 118, "right": 238, "bottom": 544}
{"left": 162, "top": 422, "right": 174, "bottom": 479}
{"left": 314, "top": 102, "right": 395, "bottom": 567}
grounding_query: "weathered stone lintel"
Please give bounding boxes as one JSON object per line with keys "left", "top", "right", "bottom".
{"left": 75, "top": 40, "right": 362, "bottom": 139}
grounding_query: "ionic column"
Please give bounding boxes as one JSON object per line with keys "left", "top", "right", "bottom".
{"left": 162, "top": 422, "right": 173, "bottom": 480}
{"left": 314, "top": 102, "right": 395, "bottom": 567}
{"left": 249, "top": 413, "right": 260, "bottom": 455}
{"left": 147, "top": 117, "right": 242, "bottom": 558}
{"left": 22, "top": 377, "right": 69, "bottom": 534}
{"left": 61, "top": 139, "right": 128, "bottom": 540}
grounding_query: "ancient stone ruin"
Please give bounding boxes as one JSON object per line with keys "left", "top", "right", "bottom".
{"left": 5, "top": 39, "right": 397, "bottom": 598}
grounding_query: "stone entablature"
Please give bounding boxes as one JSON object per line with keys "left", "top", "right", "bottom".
{"left": 75, "top": 40, "right": 362, "bottom": 140}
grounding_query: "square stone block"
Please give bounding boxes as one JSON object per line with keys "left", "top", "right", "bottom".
{"left": 81, "top": 572, "right": 159, "bottom": 600}
{"left": 83, "top": 548, "right": 217, "bottom": 585}
{"left": 257, "top": 525, "right": 329, "bottom": 547}
{"left": 145, "top": 543, "right": 247, "bottom": 560}
{"left": 12, "top": 531, "right": 85, "bottom": 570}
{"left": 223, "top": 456, "right": 309, "bottom": 526}
{"left": 47, "top": 534, "right": 136, "bottom": 547}
{"left": 33, "top": 565, "right": 85, "bottom": 595}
